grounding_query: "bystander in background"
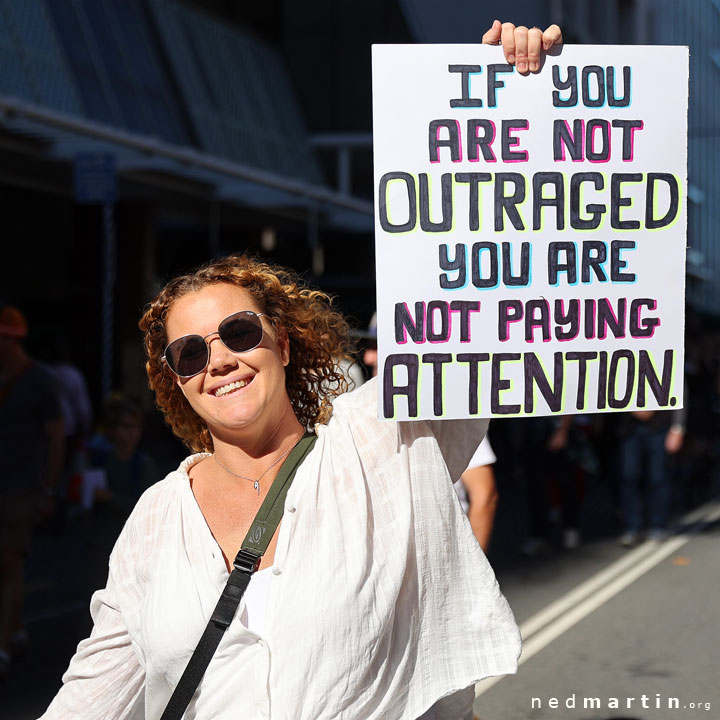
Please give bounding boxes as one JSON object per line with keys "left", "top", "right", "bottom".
{"left": 518, "top": 415, "right": 597, "bottom": 555}
{"left": 616, "top": 407, "right": 686, "bottom": 546}
{"left": 0, "top": 306, "right": 64, "bottom": 676}
{"left": 85, "top": 395, "right": 157, "bottom": 564}
{"left": 453, "top": 436, "right": 498, "bottom": 552}
{"left": 42, "top": 337, "right": 93, "bottom": 534}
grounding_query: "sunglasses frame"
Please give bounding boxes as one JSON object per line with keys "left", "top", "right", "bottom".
{"left": 162, "top": 310, "right": 269, "bottom": 378}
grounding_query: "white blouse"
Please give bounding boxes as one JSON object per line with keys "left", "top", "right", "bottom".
{"left": 41, "top": 378, "right": 520, "bottom": 720}
{"left": 241, "top": 568, "right": 272, "bottom": 636}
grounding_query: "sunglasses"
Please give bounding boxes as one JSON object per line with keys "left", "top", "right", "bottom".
{"left": 163, "top": 310, "right": 268, "bottom": 378}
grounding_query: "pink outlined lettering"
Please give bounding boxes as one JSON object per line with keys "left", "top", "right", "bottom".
{"left": 588, "top": 121, "right": 611, "bottom": 164}
{"left": 555, "top": 119, "right": 585, "bottom": 162}
{"left": 427, "top": 300, "right": 451, "bottom": 344}
{"left": 499, "top": 300, "right": 523, "bottom": 342}
{"left": 429, "top": 121, "right": 462, "bottom": 163}
{"left": 469, "top": 120, "right": 496, "bottom": 163}
{"left": 504, "top": 121, "right": 530, "bottom": 163}
{"left": 555, "top": 299, "right": 580, "bottom": 342}
{"left": 584, "top": 298, "right": 596, "bottom": 339}
{"left": 632, "top": 298, "right": 660, "bottom": 338}
{"left": 624, "top": 120, "right": 643, "bottom": 162}
{"left": 597, "top": 297, "right": 625, "bottom": 340}
{"left": 450, "top": 300, "right": 481, "bottom": 343}
{"left": 525, "top": 299, "right": 552, "bottom": 343}
{"left": 396, "top": 301, "right": 426, "bottom": 344}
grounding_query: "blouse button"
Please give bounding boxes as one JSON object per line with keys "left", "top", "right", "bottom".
{"left": 272, "top": 566, "right": 282, "bottom": 576}
{"left": 286, "top": 505, "right": 296, "bottom": 513}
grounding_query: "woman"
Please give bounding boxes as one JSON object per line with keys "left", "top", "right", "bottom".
{"left": 42, "top": 23, "right": 562, "bottom": 720}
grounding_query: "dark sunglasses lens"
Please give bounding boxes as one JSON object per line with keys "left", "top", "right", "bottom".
{"left": 219, "top": 312, "right": 263, "bottom": 353}
{"left": 166, "top": 336, "right": 208, "bottom": 377}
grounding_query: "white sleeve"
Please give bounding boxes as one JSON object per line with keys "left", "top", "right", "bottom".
{"left": 39, "top": 504, "right": 151, "bottom": 719}
{"left": 39, "top": 578, "right": 145, "bottom": 719}
{"left": 465, "top": 436, "right": 496, "bottom": 470}
{"left": 423, "top": 416, "right": 489, "bottom": 482}
{"left": 336, "top": 376, "right": 489, "bottom": 484}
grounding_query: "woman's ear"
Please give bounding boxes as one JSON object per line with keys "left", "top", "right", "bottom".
{"left": 276, "top": 327, "right": 291, "bottom": 367}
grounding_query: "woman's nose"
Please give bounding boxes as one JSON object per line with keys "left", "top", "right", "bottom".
{"left": 206, "top": 334, "right": 238, "bottom": 372}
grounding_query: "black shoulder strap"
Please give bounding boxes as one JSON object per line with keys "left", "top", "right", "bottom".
{"left": 160, "top": 432, "right": 317, "bottom": 720}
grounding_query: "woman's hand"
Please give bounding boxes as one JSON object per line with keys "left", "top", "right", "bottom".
{"left": 482, "top": 20, "right": 563, "bottom": 74}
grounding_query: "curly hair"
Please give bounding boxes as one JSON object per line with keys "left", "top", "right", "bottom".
{"left": 139, "top": 254, "right": 356, "bottom": 452}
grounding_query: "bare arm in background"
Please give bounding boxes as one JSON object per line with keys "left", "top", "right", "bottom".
{"left": 461, "top": 464, "right": 498, "bottom": 553}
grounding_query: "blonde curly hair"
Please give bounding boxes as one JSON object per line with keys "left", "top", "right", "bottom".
{"left": 139, "top": 255, "right": 356, "bottom": 452}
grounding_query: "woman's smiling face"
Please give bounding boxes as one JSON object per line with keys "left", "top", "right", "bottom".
{"left": 165, "top": 283, "right": 295, "bottom": 441}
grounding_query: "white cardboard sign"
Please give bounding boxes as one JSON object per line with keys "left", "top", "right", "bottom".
{"left": 372, "top": 44, "right": 688, "bottom": 421}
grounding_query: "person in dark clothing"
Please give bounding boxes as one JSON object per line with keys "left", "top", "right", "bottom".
{"left": 0, "top": 307, "right": 64, "bottom": 675}
{"left": 616, "top": 409, "right": 686, "bottom": 546}
{"left": 85, "top": 395, "right": 157, "bottom": 590}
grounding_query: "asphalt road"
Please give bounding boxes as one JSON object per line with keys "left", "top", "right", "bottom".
{"left": 2, "top": 482, "right": 718, "bottom": 720}
{"left": 475, "top": 500, "right": 720, "bottom": 720}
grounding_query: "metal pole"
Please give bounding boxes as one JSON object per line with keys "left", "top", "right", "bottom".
{"left": 338, "top": 147, "right": 351, "bottom": 196}
{"left": 101, "top": 202, "right": 116, "bottom": 399}
{"left": 308, "top": 204, "right": 323, "bottom": 277}
{"left": 0, "top": 98, "right": 373, "bottom": 216}
{"left": 209, "top": 202, "right": 221, "bottom": 258}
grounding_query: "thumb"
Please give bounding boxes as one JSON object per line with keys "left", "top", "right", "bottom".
{"left": 482, "top": 19, "right": 502, "bottom": 45}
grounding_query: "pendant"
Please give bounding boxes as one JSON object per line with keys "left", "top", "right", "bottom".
{"left": 254, "top": 480, "right": 259, "bottom": 495}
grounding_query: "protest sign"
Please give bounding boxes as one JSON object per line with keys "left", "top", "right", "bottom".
{"left": 372, "top": 44, "right": 688, "bottom": 421}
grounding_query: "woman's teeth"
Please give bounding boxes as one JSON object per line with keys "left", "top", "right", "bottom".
{"left": 214, "top": 379, "right": 249, "bottom": 397}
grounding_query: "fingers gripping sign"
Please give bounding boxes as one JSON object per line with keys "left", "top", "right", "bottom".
{"left": 482, "top": 19, "right": 563, "bottom": 73}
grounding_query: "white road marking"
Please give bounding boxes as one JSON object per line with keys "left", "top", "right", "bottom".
{"left": 474, "top": 499, "right": 720, "bottom": 702}
{"left": 519, "top": 540, "right": 660, "bottom": 640}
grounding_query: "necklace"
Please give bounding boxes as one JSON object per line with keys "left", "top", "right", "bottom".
{"left": 212, "top": 433, "right": 303, "bottom": 495}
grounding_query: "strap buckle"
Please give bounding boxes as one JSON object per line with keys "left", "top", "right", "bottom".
{"left": 233, "top": 548, "right": 262, "bottom": 574}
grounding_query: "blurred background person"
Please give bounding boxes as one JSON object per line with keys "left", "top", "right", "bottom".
{"left": 85, "top": 395, "right": 158, "bottom": 562}
{"left": 42, "top": 337, "right": 94, "bottom": 535}
{"left": 616, "top": 407, "right": 686, "bottom": 546}
{"left": 81, "top": 394, "right": 158, "bottom": 592}
{"left": 518, "top": 415, "right": 595, "bottom": 555}
{"left": 454, "top": 435, "right": 498, "bottom": 553}
{"left": 0, "top": 306, "right": 64, "bottom": 676}
{"left": 359, "top": 311, "right": 379, "bottom": 378}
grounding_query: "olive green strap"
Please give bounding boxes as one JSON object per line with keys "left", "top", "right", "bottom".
{"left": 241, "top": 431, "right": 317, "bottom": 556}
{"left": 161, "top": 431, "right": 317, "bottom": 720}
